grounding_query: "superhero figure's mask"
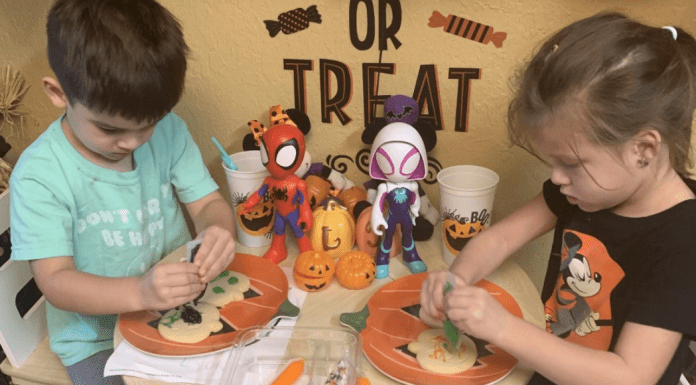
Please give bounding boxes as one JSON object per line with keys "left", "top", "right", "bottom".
{"left": 260, "top": 124, "right": 307, "bottom": 179}
{"left": 368, "top": 122, "right": 427, "bottom": 183}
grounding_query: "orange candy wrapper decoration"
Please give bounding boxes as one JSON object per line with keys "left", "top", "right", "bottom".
{"left": 265, "top": 5, "right": 322, "bottom": 38}
{"left": 428, "top": 10, "right": 507, "bottom": 48}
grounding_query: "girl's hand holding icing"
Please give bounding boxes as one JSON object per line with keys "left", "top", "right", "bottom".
{"left": 419, "top": 270, "right": 467, "bottom": 321}
{"left": 444, "top": 284, "right": 512, "bottom": 346}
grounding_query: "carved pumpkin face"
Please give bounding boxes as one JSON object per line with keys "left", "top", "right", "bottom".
{"left": 355, "top": 206, "right": 401, "bottom": 258}
{"left": 338, "top": 186, "right": 367, "bottom": 220}
{"left": 305, "top": 175, "right": 331, "bottom": 210}
{"left": 293, "top": 250, "right": 335, "bottom": 292}
{"left": 442, "top": 218, "right": 485, "bottom": 256}
{"left": 335, "top": 251, "right": 376, "bottom": 290}
{"left": 309, "top": 199, "right": 356, "bottom": 260}
{"left": 235, "top": 198, "right": 275, "bottom": 236}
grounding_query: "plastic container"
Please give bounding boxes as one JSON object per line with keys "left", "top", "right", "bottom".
{"left": 221, "top": 326, "right": 362, "bottom": 385}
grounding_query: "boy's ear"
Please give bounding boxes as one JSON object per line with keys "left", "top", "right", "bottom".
{"left": 42, "top": 77, "right": 68, "bottom": 108}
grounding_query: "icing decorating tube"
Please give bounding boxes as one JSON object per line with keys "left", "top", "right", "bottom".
{"left": 428, "top": 10, "right": 507, "bottom": 48}
{"left": 264, "top": 5, "right": 322, "bottom": 37}
{"left": 269, "top": 358, "right": 305, "bottom": 385}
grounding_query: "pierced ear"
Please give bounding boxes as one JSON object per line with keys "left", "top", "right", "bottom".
{"left": 42, "top": 77, "right": 68, "bottom": 108}
{"left": 633, "top": 128, "right": 661, "bottom": 164}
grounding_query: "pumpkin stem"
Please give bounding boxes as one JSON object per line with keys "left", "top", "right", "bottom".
{"left": 325, "top": 198, "right": 347, "bottom": 212}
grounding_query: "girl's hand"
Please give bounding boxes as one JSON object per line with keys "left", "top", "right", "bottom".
{"left": 420, "top": 270, "right": 453, "bottom": 321}
{"left": 444, "top": 285, "right": 512, "bottom": 345}
{"left": 139, "top": 261, "right": 205, "bottom": 311}
{"left": 193, "top": 225, "right": 237, "bottom": 283}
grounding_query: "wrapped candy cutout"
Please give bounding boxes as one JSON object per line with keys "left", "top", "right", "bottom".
{"left": 428, "top": 10, "right": 507, "bottom": 48}
{"left": 264, "top": 5, "right": 322, "bottom": 38}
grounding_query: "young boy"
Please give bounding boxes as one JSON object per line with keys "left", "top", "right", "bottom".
{"left": 9, "top": 1, "right": 237, "bottom": 383}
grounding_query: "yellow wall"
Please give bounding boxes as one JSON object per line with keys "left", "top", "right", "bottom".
{"left": 2, "top": 0, "right": 695, "bottom": 290}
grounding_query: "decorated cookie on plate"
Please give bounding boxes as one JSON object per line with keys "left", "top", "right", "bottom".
{"left": 157, "top": 302, "right": 223, "bottom": 344}
{"left": 200, "top": 270, "right": 251, "bottom": 307}
{"left": 407, "top": 328, "right": 477, "bottom": 374}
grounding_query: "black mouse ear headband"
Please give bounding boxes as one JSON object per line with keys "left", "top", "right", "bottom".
{"left": 242, "top": 106, "right": 311, "bottom": 151}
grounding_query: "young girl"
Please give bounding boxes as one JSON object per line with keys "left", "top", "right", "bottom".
{"left": 420, "top": 12, "right": 696, "bottom": 385}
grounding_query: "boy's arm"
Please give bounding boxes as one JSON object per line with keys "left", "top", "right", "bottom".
{"left": 449, "top": 192, "right": 556, "bottom": 285}
{"left": 184, "top": 190, "right": 237, "bottom": 282}
{"left": 29, "top": 255, "right": 204, "bottom": 314}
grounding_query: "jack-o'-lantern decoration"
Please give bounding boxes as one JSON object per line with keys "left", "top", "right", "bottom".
{"left": 234, "top": 198, "right": 275, "bottom": 236}
{"left": 442, "top": 217, "right": 485, "bottom": 256}
{"left": 335, "top": 251, "right": 376, "bottom": 290}
{"left": 305, "top": 175, "right": 332, "bottom": 210}
{"left": 338, "top": 186, "right": 367, "bottom": 220}
{"left": 293, "top": 250, "right": 335, "bottom": 292}
{"left": 355, "top": 206, "right": 401, "bottom": 258}
{"left": 309, "top": 199, "right": 356, "bottom": 260}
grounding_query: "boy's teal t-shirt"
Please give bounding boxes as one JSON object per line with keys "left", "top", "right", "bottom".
{"left": 9, "top": 112, "right": 218, "bottom": 366}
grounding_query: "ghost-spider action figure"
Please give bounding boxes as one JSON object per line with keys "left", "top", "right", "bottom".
{"left": 369, "top": 122, "right": 428, "bottom": 278}
{"left": 239, "top": 123, "right": 313, "bottom": 263}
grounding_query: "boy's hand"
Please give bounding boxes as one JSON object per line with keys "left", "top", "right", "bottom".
{"left": 444, "top": 285, "right": 512, "bottom": 345}
{"left": 193, "top": 225, "right": 236, "bottom": 283}
{"left": 139, "top": 262, "right": 205, "bottom": 311}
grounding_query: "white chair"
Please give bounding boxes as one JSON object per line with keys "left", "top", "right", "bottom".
{"left": 0, "top": 190, "right": 71, "bottom": 384}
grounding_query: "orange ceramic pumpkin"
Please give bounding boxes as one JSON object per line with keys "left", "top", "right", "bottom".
{"left": 305, "top": 175, "right": 332, "bottom": 209}
{"left": 335, "top": 251, "right": 376, "bottom": 290}
{"left": 293, "top": 250, "right": 335, "bottom": 292}
{"left": 355, "top": 206, "right": 402, "bottom": 258}
{"left": 309, "top": 199, "right": 356, "bottom": 259}
{"left": 338, "top": 186, "right": 368, "bottom": 220}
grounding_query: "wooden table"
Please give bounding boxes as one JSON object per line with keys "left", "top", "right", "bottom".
{"left": 116, "top": 228, "right": 545, "bottom": 385}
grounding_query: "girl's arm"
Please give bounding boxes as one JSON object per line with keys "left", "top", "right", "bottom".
{"left": 497, "top": 314, "right": 681, "bottom": 385}
{"left": 450, "top": 191, "right": 556, "bottom": 285}
{"left": 29, "top": 255, "right": 204, "bottom": 314}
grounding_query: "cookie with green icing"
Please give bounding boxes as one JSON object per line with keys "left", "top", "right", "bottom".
{"left": 199, "top": 270, "right": 251, "bottom": 307}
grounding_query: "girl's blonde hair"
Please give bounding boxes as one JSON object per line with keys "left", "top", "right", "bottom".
{"left": 508, "top": 12, "right": 696, "bottom": 177}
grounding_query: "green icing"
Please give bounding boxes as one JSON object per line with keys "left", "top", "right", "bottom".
{"left": 213, "top": 286, "right": 225, "bottom": 293}
{"left": 159, "top": 311, "right": 182, "bottom": 328}
{"left": 228, "top": 276, "right": 239, "bottom": 285}
{"left": 212, "top": 270, "right": 230, "bottom": 283}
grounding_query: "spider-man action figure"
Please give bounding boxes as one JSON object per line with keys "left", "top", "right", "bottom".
{"left": 239, "top": 124, "right": 313, "bottom": 263}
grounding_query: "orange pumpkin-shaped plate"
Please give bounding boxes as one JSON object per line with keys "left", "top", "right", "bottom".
{"left": 118, "top": 253, "right": 297, "bottom": 357}
{"left": 340, "top": 273, "right": 522, "bottom": 385}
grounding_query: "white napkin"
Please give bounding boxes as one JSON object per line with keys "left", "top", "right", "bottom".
{"left": 105, "top": 266, "right": 307, "bottom": 385}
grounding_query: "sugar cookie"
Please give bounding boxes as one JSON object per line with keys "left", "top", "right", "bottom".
{"left": 407, "top": 328, "right": 477, "bottom": 374}
{"left": 158, "top": 302, "right": 223, "bottom": 344}
{"left": 200, "top": 270, "right": 251, "bottom": 307}
{"left": 418, "top": 306, "right": 444, "bottom": 328}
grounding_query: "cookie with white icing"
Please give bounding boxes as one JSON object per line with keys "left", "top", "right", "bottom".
{"left": 199, "top": 270, "right": 251, "bottom": 307}
{"left": 407, "top": 328, "right": 477, "bottom": 374}
{"left": 158, "top": 302, "right": 223, "bottom": 344}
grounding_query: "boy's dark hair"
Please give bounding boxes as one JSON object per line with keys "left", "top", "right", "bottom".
{"left": 47, "top": 0, "right": 188, "bottom": 123}
{"left": 508, "top": 12, "right": 696, "bottom": 177}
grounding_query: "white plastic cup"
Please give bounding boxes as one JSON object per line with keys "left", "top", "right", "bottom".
{"left": 437, "top": 165, "right": 499, "bottom": 265}
{"left": 222, "top": 151, "right": 273, "bottom": 248}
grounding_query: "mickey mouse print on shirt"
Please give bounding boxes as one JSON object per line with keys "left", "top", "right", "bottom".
{"left": 544, "top": 230, "right": 625, "bottom": 350}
